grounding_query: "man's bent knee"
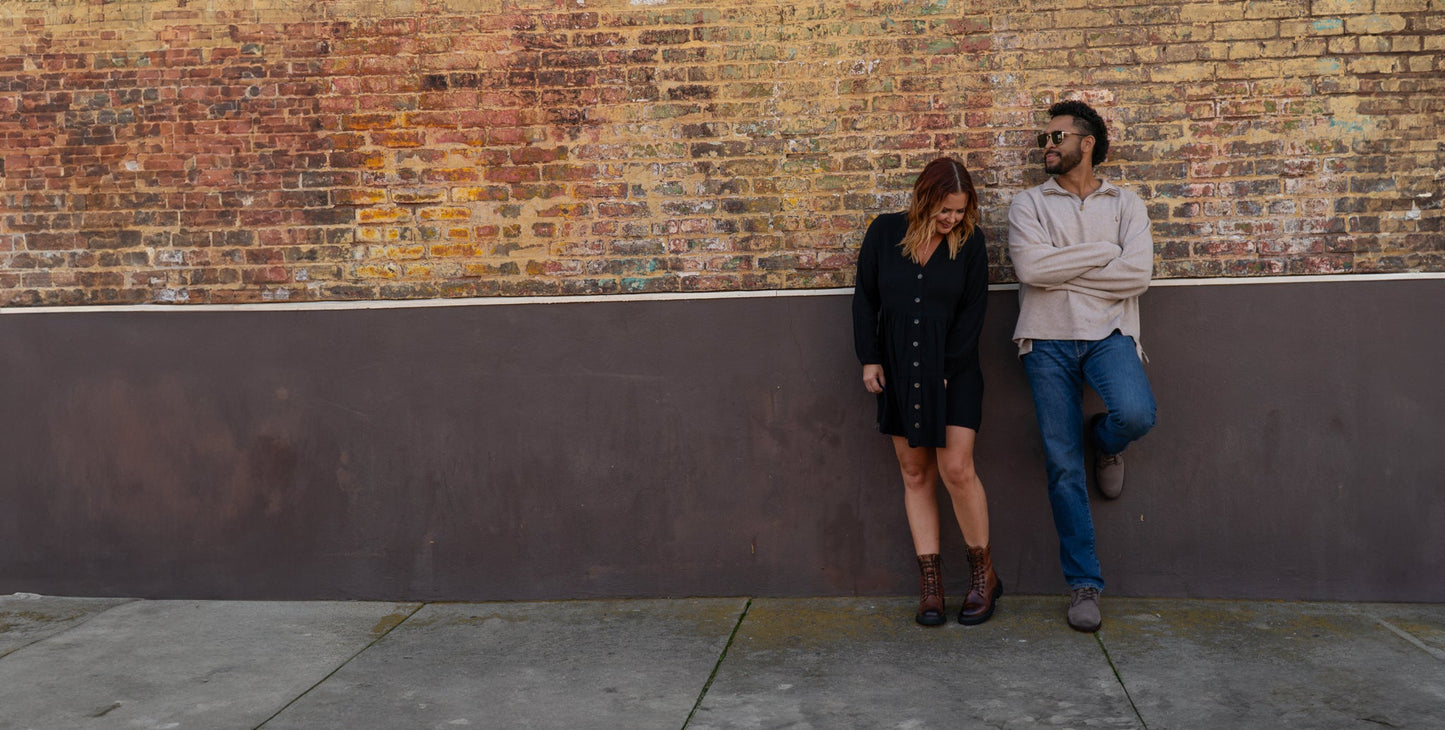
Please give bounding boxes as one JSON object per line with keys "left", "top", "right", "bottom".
{"left": 1112, "top": 405, "right": 1156, "bottom": 439}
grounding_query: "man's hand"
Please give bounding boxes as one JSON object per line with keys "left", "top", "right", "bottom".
{"left": 863, "top": 364, "right": 885, "bottom": 394}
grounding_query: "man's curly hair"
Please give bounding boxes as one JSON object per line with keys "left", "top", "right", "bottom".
{"left": 1048, "top": 100, "right": 1109, "bottom": 166}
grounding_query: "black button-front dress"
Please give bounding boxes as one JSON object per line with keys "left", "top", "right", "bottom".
{"left": 852, "top": 211, "right": 989, "bottom": 448}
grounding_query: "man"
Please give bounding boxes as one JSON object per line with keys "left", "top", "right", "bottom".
{"left": 1009, "top": 100, "right": 1157, "bottom": 632}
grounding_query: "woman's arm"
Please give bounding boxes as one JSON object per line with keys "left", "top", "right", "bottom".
{"left": 852, "top": 216, "right": 886, "bottom": 367}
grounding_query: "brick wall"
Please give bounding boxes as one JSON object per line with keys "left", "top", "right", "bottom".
{"left": 1, "top": 0, "right": 1440, "bottom": 306}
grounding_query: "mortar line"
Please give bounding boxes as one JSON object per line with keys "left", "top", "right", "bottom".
{"left": 1095, "top": 632, "right": 1150, "bottom": 730}
{"left": 252, "top": 601, "right": 426, "bottom": 729}
{"left": 682, "top": 597, "right": 753, "bottom": 729}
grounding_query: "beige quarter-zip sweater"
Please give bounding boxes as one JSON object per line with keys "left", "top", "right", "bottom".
{"left": 1008, "top": 177, "right": 1154, "bottom": 357}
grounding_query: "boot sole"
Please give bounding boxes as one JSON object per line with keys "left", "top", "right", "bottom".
{"left": 916, "top": 612, "right": 946, "bottom": 627}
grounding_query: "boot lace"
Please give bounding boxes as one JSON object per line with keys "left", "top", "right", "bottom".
{"left": 969, "top": 559, "right": 989, "bottom": 595}
{"left": 921, "top": 567, "right": 942, "bottom": 601}
{"left": 1071, "top": 586, "right": 1100, "bottom": 606}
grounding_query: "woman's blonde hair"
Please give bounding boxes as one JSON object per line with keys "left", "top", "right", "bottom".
{"left": 900, "top": 157, "right": 980, "bottom": 264}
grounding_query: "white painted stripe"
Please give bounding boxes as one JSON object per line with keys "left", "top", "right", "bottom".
{"left": 1149, "top": 272, "right": 1445, "bottom": 287}
{"left": 1371, "top": 616, "right": 1445, "bottom": 662}
{"left": 2, "top": 272, "right": 1441, "bottom": 315}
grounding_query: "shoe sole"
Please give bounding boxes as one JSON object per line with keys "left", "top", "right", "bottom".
{"left": 916, "top": 612, "right": 946, "bottom": 627}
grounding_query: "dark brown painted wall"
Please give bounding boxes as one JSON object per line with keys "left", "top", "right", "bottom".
{"left": 2, "top": 279, "right": 1442, "bottom": 601}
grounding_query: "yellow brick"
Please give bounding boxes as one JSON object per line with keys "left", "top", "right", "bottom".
{"left": 1279, "top": 56, "right": 1345, "bottom": 75}
{"left": 1327, "top": 36, "right": 1357, "bottom": 53}
{"left": 1217, "top": 59, "right": 1282, "bottom": 78}
{"left": 1407, "top": 55, "right": 1435, "bottom": 72}
{"left": 1019, "top": 50, "right": 1074, "bottom": 68}
{"left": 1349, "top": 35, "right": 1394, "bottom": 53}
{"left": 1181, "top": 2, "right": 1245, "bottom": 23}
{"left": 1245, "top": 0, "right": 1307, "bottom": 18}
{"left": 1088, "top": 65, "right": 1148, "bottom": 84}
{"left": 1149, "top": 62, "right": 1219, "bottom": 82}
{"left": 382, "top": 245, "right": 426, "bottom": 260}
{"left": 1216, "top": 20, "right": 1278, "bottom": 40}
{"left": 1312, "top": 0, "right": 1374, "bottom": 13}
{"left": 353, "top": 264, "right": 400, "bottom": 279}
{"left": 418, "top": 207, "right": 472, "bottom": 221}
{"left": 451, "top": 186, "right": 509, "bottom": 203}
{"left": 1019, "top": 30, "right": 1087, "bottom": 49}
{"left": 1372, "top": 0, "right": 1428, "bottom": 10}
{"left": 334, "top": 189, "right": 388, "bottom": 206}
{"left": 1073, "top": 9, "right": 1116, "bottom": 26}
{"left": 1291, "top": 17, "right": 1346, "bottom": 36}
{"left": 1134, "top": 45, "right": 1164, "bottom": 64}
{"left": 1346, "top": 55, "right": 1402, "bottom": 73}
{"left": 1345, "top": 14, "right": 1408, "bottom": 33}
{"left": 1195, "top": 42, "right": 1234, "bottom": 60}
{"left": 358, "top": 208, "right": 410, "bottom": 224}
{"left": 1392, "top": 35, "right": 1422, "bottom": 52}
{"left": 997, "top": 12, "right": 1062, "bottom": 30}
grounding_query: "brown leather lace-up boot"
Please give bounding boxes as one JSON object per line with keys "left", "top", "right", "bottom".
{"left": 958, "top": 545, "right": 1002, "bottom": 625}
{"left": 915, "top": 554, "right": 945, "bottom": 626}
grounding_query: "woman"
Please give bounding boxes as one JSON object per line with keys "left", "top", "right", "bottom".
{"left": 852, "top": 156, "right": 1000, "bottom": 626}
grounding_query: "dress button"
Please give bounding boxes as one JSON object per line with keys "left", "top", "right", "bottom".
{"left": 913, "top": 319, "right": 919, "bottom": 324}
{"left": 914, "top": 404, "right": 921, "bottom": 410}
{"left": 913, "top": 383, "right": 920, "bottom": 388}
{"left": 917, "top": 274, "right": 923, "bottom": 280}
{"left": 912, "top": 341, "right": 918, "bottom": 347}
{"left": 913, "top": 361, "right": 919, "bottom": 367}
{"left": 914, "top": 297, "right": 921, "bottom": 303}
{"left": 914, "top": 422, "right": 921, "bottom": 428}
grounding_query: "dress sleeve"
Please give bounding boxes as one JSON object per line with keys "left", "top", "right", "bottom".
{"left": 944, "top": 229, "right": 989, "bottom": 378}
{"left": 852, "top": 216, "right": 885, "bottom": 365}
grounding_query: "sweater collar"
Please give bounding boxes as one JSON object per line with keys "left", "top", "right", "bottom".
{"left": 1042, "top": 176, "right": 1119, "bottom": 201}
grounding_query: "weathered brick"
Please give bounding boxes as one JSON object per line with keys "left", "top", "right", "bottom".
{"left": 0, "top": 0, "right": 1439, "bottom": 306}
{"left": 1346, "top": 14, "right": 1410, "bottom": 34}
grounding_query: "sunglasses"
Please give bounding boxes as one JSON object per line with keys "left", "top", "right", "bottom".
{"left": 1036, "top": 130, "right": 1088, "bottom": 148}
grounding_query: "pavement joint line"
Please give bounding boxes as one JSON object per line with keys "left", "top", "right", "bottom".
{"left": 251, "top": 600, "right": 426, "bottom": 730}
{"left": 1371, "top": 615, "right": 1445, "bottom": 662}
{"left": 0, "top": 597, "right": 140, "bottom": 662}
{"left": 1095, "top": 632, "right": 1149, "bottom": 730}
{"left": 681, "top": 597, "right": 752, "bottom": 729}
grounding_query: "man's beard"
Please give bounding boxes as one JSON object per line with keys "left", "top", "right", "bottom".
{"left": 1045, "top": 148, "right": 1082, "bottom": 175}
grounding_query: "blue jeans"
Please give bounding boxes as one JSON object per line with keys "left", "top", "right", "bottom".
{"left": 1021, "top": 332, "right": 1156, "bottom": 591}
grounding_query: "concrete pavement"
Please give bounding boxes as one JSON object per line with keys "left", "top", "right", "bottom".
{"left": 1, "top": 592, "right": 1441, "bottom": 729}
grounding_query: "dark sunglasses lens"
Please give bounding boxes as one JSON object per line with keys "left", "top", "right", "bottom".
{"left": 1037, "top": 131, "right": 1064, "bottom": 148}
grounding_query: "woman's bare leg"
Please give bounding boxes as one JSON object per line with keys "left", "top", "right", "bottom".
{"left": 936, "top": 425, "right": 989, "bottom": 547}
{"left": 891, "top": 436, "right": 941, "bottom": 554}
